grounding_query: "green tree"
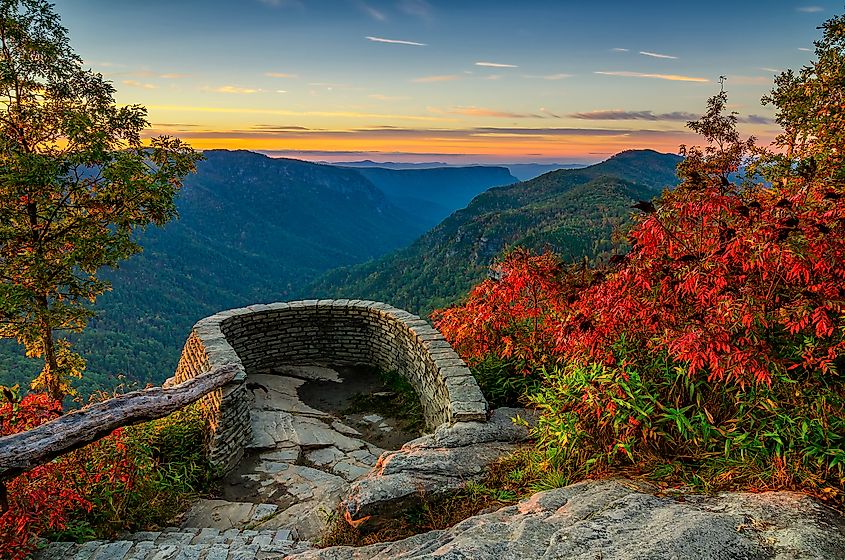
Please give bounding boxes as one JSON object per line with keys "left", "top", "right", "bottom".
{"left": 0, "top": 0, "right": 201, "bottom": 401}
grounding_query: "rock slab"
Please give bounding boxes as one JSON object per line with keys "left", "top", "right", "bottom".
{"left": 294, "top": 479, "right": 845, "bottom": 560}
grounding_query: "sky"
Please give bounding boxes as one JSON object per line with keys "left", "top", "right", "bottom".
{"left": 54, "top": 0, "right": 837, "bottom": 164}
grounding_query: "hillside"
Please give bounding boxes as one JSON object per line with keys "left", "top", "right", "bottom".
{"left": 349, "top": 166, "right": 517, "bottom": 227}
{"left": 307, "top": 150, "right": 682, "bottom": 315}
{"left": 0, "top": 150, "right": 424, "bottom": 392}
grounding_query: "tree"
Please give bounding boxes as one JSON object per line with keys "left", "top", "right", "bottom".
{"left": 0, "top": 0, "right": 201, "bottom": 401}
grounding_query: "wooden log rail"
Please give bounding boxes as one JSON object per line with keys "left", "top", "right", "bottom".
{"left": 0, "top": 364, "right": 238, "bottom": 510}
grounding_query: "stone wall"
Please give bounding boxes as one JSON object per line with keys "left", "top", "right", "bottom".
{"left": 167, "top": 299, "right": 488, "bottom": 472}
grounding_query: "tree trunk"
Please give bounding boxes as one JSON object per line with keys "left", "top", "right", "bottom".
{"left": 37, "top": 296, "right": 62, "bottom": 403}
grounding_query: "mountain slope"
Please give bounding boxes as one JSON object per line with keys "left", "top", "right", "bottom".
{"left": 349, "top": 166, "right": 517, "bottom": 227}
{"left": 0, "top": 150, "right": 425, "bottom": 392}
{"left": 308, "top": 150, "right": 682, "bottom": 315}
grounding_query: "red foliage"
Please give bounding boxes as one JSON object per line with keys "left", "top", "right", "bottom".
{"left": 0, "top": 395, "right": 139, "bottom": 560}
{"left": 558, "top": 145, "right": 845, "bottom": 385}
{"left": 432, "top": 248, "right": 567, "bottom": 373}
{"left": 436, "top": 93, "right": 845, "bottom": 387}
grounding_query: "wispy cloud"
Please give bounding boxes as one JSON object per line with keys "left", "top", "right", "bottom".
{"left": 257, "top": 0, "right": 304, "bottom": 8}
{"left": 611, "top": 48, "right": 629, "bottom": 52}
{"left": 412, "top": 74, "right": 460, "bottom": 83}
{"left": 738, "top": 114, "right": 774, "bottom": 125}
{"left": 359, "top": 2, "right": 387, "bottom": 20}
{"left": 207, "top": 85, "right": 262, "bottom": 94}
{"left": 571, "top": 110, "right": 698, "bottom": 121}
{"left": 759, "top": 67, "right": 780, "bottom": 73}
{"left": 265, "top": 72, "right": 298, "bottom": 78}
{"left": 798, "top": 47, "right": 813, "bottom": 51}
{"left": 639, "top": 51, "right": 678, "bottom": 59}
{"left": 159, "top": 73, "right": 190, "bottom": 79}
{"left": 475, "top": 61, "right": 518, "bottom": 68}
{"left": 434, "top": 106, "right": 544, "bottom": 118}
{"left": 398, "top": 0, "right": 433, "bottom": 20}
{"left": 122, "top": 79, "right": 157, "bottom": 89}
{"left": 523, "top": 73, "right": 572, "bottom": 80}
{"left": 366, "top": 35, "right": 427, "bottom": 46}
{"left": 594, "top": 71, "right": 708, "bottom": 83}
{"left": 146, "top": 105, "right": 453, "bottom": 121}
{"left": 797, "top": 6, "right": 823, "bottom": 12}
{"left": 369, "top": 93, "right": 411, "bottom": 101}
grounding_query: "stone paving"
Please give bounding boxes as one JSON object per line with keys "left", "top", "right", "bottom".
{"left": 37, "top": 527, "right": 311, "bottom": 560}
{"left": 35, "top": 365, "right": 403, "bottom": 560}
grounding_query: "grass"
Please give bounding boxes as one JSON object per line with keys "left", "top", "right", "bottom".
{"left": 344, "top": 369, "right": 426, "bottom": 434}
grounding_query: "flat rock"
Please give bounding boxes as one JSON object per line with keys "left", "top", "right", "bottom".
{"left": 292, "top": 479, "right": 845, "bottom": 560}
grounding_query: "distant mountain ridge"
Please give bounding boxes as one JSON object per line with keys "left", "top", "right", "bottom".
{"left": 347, "top": 165, "right": 517, "bottom": 227}
{"left": 333, "top": 160, "right": 586, "bottom": 182}
{"left": 307, "top": 149, "right": 682, "bottom": 315}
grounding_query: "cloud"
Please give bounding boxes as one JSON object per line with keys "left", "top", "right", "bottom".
{"left": 759, "top": 67, "right": 780, "bottom": 73}
{"left": 594, "top": 71, "right": 708, "bottom": 83}
{"left": 366, "top": 36, "right": 427, "bottom": 46}
{"left": 257, "top": 0, "right": 303, "bottom": 7}
{"left": 475, "top": 61, "right": 518, "bottom": 68}
{"left": 146, "top": 104, "right": 453, "bottom": 121}
{"left": 207, "top": 85, "right": 262, "bottom": 94}
{"left": 159, "top": 73, "right": 190, "bottom": 79}
{"left": 611, "top": 48, "right": 629, "bottom": 52}
{"left": 412, "top": 74, "right": 460, "bottom": 83}
{"left": 738, "top": 114, "right": 774, "bottom": 125}
{"left": 369, "top": 93, "right": 411, "bottom": 101}
{"left": 639, "top": 51, "right": 678, "bottom": 59}
{"left": 798, "top": 47, "right": 813, "bottom": 51}
{"left": 540, "top": 108, "right": 561, "bottom": 118}
{"left": 571, "top": 110, "right": 698, "bottom": 121}
{"left": 797, "top": 6, "right": 823, "bottom": 12}
{"left": 265, "top": 72, "right": 298, "bottom": 78}
{"left": 435, "top": 106, "right": 544, "bottom": 118}
{"left": 398, "top": 0, "right": 433, "bottom": 20}
{"left": 359, "top": 2, "right": 387, "bottom": 20}
{"left": 523, "top": 73, "right": 572, "bottom": 80}
{"left": 122, "top": 79, "right": 157, "bottom": 89}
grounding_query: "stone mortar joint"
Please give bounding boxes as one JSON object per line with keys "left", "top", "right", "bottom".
{"left": 164, "top": 299, "right": 489, "bottom": 473}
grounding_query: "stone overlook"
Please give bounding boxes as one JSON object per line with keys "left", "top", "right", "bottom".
{"left": 33, "top": 300, "right": 845, "bottom": 560}
{"left": 168, "top": 299, "right": 489, "bottom": 472}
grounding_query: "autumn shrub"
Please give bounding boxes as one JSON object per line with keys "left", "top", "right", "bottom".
{"left": 0, "top": 390, "right": 213, "bottom": 559}
{"left": 435, "top": 14, "right": 845, "bottom": 502}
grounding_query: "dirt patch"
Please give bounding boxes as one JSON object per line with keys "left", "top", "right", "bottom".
{"left": 298, "top": 365, "right": 423, "bottom": 450}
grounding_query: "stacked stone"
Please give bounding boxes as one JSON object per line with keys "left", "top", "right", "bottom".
{"left": 36, "top": 527, "right": 310, "bottom": 560}
{"left": 166, "top": 299, "right": 489, "bottom": 473}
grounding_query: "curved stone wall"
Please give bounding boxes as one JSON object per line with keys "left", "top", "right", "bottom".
{"left": 168, "top": 299, "right": 488, "bottom": 472}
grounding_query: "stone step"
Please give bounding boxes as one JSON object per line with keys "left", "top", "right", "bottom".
{"left": 35, "top": 527, "right": 312, "bottom": 560}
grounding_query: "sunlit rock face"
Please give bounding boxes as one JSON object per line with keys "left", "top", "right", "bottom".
{"left": 293, "top": 478, "right": 845, "bottom": 560}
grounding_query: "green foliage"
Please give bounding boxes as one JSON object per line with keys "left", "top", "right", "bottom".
{"left": 527, "top": 356, "right": 844, "bottom": 501}
{"left": 0, "top": 0, "right": 200, "bottom": 400}
{"left": 345, "top": 369, "right": 425, "bottom": 434}
{"left": 53, "top": 403, "right": 215, "bottom": 539}
{"left": 469, "top": 356, "right": 541, "bottom": 408}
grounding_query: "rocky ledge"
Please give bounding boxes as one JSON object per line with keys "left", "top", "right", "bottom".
{"left": 293, "top": 478, "right": 845, "bottom": 560}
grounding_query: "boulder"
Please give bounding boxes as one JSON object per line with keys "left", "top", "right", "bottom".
{"left": 291, "top": 479, "right": 845, "bottom": 560}
{"left": 340, "top": 408, "right": 535, "bottom": 528}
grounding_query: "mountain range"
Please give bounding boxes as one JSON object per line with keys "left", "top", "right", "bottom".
{"left": 307, "top": 150, "right": 682, "bottom": 315}
{"left": 0, "top": 150, "right": 517, "bottom": 392}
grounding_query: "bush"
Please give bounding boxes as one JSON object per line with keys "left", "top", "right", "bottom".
{"left": 0, "top": 391, "right": 214, "bottom": 559}
{"left": 435, "top": 13, "right": 845, "bottom": 505}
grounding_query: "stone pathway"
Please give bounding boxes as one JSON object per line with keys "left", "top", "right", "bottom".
{"left": 36, "top": 364, "right": 420, "bottom": 560}
{"left": 37, "top": 527, "right": 310, "bottom": 560}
